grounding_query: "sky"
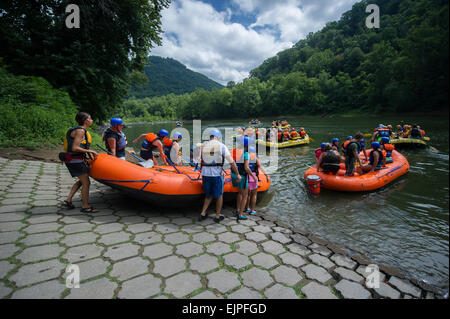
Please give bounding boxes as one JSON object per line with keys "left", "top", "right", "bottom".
{"left": 151, "top": 0, "right": 360, "bottom": 85}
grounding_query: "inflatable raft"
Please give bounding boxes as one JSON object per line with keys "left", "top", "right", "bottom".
{"left": 257, "top": 135, "right": 310, "bottom": 148}
{"left": 89, "top": 154, "right": 271, "bottom": 206}
{"left": 304, "top": 150, "right": 409, "bottom": 192}
{"left": 390, "top": 137, "right": 429, "bottom": 148}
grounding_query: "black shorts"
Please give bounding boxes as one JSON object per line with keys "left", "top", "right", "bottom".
{"left": 140, "top": 149, "right": 153, "bottom": 161}
{"left": 322, "top": 163, "right": 340, "bottom": 175}
{"left": 65, "top": 162, "right": 89, "bottom": 177}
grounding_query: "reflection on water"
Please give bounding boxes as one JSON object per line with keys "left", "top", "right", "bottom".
{"left": 124, "top": 114, "right": 449, "bottom": 291}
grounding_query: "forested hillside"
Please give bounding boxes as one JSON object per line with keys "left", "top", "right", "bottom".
{"left": 128, "top": 56, "right": 224, "bottom": 98}
{"left": 124, "top": 0, "right": 448, "bottom": 120}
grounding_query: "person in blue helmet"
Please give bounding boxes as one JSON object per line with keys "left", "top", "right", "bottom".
{"left": 358, "top": 138, "right": 369, "bottom": 162}
{"left": 380, "top": 137, "right": 395, "bottom": 163}
{"left": 133, "top": 129, "right": 169, "bottom": 166}
{"left": 315, "top": 142, "right": 327, "bottom": 165}
{"left": 331, "top": 138, "right": 340, "bottom": 153}
{"left": 343, "top": 133, "right": 364, "bottom": 176}
{"left": 199, "top": 129, "right": 241, "bottom": 223}
{"left": 103, "top": 117, "right": 127, "bottom": 160}
{"left": 358, "top": 141, "right": 385, "bottom": 174}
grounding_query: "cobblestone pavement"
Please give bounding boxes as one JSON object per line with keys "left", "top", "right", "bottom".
{"left": 0, "top": 157, "right": 442, "bottom": 299}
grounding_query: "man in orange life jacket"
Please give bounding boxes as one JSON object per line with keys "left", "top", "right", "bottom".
{"left": 133, "top": 129, "right": 169, "bottom": 166}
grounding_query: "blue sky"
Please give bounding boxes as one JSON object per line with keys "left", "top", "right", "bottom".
{"left": 151, "top": 0, "right": 360, "bottom": 85}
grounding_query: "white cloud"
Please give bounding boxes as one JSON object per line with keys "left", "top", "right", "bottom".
{"left": 151, "top": 0, "right": 359, "bottom": 84}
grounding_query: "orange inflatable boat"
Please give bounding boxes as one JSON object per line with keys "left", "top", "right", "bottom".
{"left": 304, "top": 150, "right": 409, "bottom": 192}
{"left": 89, "top": 154, "right": 271, "bottom": 206}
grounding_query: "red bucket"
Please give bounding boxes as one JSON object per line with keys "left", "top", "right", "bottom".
{"left": 306, "top": 175, "right": 322, "bottom": 196}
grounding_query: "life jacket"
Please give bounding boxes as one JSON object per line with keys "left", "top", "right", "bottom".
{"left": 281, "top": 121, "right": 288, "bottom": 126}
{"left": 315, "top": 148, "right": 322, "bottom": 159}
{"left": 322, "top": 151, "right": 340, "bottom": 164}
{"left": 332, "top": 143, "right": 340, "bottom": 153}
{"left": 370, "top": 149, "right": 384, "bottom": 169}
{"left": 232, "top": 148, "right": 257, "bottom": 176}
{"left": 201, "top": 140, "right": 225, "bottom": 167}
{"left": 283, "top": 131, "right": 289, "bottom": 138}
{"left": 410, "top": 128, "right": 421, "bottom": 138}
{"left": 104, "top": 127, "right": 126, "bottom": 154}
{"left": 277, "top": 132, "right": 282, "bottom": 141}
{"left": 64, "top": 126, "right": 91, "bottom": 156}
{"left": 377, "top": 128, "right": 390, "bottom": 138}
{"left": 300, "top": 130, "right": 306, "bottom": 137}
{"left": 163, "top": 138, "right": 173, "bottom": 157}
{"left": 342, "top": 140, "right": 361, "bottom": 156}
{"left": 142, "top": 133, "right": 160, "bottom": 151}
{"left": 290, "top": 131, "right": 298, "bottom": 139}
{"left": 384, "top": 143, "right": 395, "bottom": 157}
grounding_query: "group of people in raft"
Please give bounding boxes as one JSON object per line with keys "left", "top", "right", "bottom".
{"left": 235, "top": 124, "right": 307, "bottom": 143}
{"left": 372, "top": 123, "right": 427, "bottom": 140}
{"left": 61, "top": 112, "right": 268, "bottom": 222}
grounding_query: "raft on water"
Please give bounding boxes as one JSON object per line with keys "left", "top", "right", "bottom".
{"left": 257, "top": 134, "right": 310, "bottom": 148}
{"left": 389, "top": 137, "right": 429, "bottom": 148}
{"left": 89, "top": 153, "right": 271, "bottom": 206}
{"left": 303, "top": 149, "right": 409, "bottom": 192}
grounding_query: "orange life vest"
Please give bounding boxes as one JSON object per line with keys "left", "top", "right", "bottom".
{"left": 384, "top": 144, "right": 395, "bottom": 151}
{"left": 300, "top": 130, "right": 306, "bottom": 137}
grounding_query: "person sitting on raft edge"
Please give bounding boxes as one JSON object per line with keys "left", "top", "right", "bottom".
{"left": 133, "top": 129, "right": 169, "bottom": 166}
{"left": 315, "top": 143, "right": 327, "bottom": 166}
{"left": 103, "top": 117, "right": 127, "bottom": 160}
{"left": 357, "top": 141, "right": 385, "bottom": 175}
{"left": 316, "top": 143, "right": 341, "bottom": 175}
{"left": 198, "top": 129, "right": 241, "bottom": 223}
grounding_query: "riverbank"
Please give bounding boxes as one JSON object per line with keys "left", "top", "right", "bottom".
{"left": 0, "top": 156, "right": 445, "bottom": 299}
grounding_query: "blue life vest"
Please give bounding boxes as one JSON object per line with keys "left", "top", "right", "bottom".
{"left": 369, "top": 149, "right": 383, "bottom": 169}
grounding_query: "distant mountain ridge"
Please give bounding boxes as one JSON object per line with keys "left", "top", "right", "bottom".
{"left": 128, "top": 56, "right": 223, "bottom": 98}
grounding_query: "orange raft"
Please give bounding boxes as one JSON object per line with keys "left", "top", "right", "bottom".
{"left": 89, "top": 154, "right": 271, "bottom": 206}
{"left": 304, "top": 150, "right": 409, "bottom": 192}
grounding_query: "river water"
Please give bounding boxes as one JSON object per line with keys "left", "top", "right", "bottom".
{"left": 123, "top": 114, "right": 449, "bottom": 292}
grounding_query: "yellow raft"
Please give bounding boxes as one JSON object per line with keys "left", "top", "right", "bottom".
{"left": 390, "top": 137, "right": 429, "bottom": 147}
{"left": 257, "top": 134, "right": 310, "bottom": 148}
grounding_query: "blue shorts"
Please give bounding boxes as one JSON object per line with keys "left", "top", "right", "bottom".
{"left": 202, "top": 175, "right": 224, "bottom": 199}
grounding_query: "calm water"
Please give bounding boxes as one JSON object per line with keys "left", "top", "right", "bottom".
{"left": 124, "top": 115, "right": 449, "bottom": 291}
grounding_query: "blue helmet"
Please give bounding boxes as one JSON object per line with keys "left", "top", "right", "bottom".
{"left": 332, "top": 138, "right": 339, "bottom": 143}
{"left": 249, "top": 146, "right": 256, "bottom": 153}
{"left": 346, "top": 136, "right": 353, "bottom": 140}
{"left": 371, "top": 142, "right": 381, "bottom": 149}
{"left": 210, "top": 129, "right": 221, "bottom": 138}
{"left": 110, "top": 117, "right": 123, "bottom": 127}
{"left": 321, "top": 142, "right": 327, "bottom": 148}
{"left": 173, "top": 131, "right": 182, "bottom": 139}
{"left": 158, "top": 129, "right": 169, "bottom": 137}
{"left": 380, "top": 137, "right": 390, "bottom": 144}
{"left": 239, "top": 136, "right": 255, "bottom": 147}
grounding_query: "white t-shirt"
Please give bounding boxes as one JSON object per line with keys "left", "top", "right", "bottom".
{"left": 201, "top": 140, "right": 231, "bottom": 177}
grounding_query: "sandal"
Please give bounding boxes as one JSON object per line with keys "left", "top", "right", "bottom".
{"left": 80, "top": 206, "right": 99, "bottom": 213}
{"left": 244, "top": 208, "right": 251, "bottom": 214}
{"left": 237, "top": 215, "right": 248, "bottom": 221}
{"left": 213, "top": 215, "right": 224, "bottom": 223}
{"left": 248, "top": 211, "right": 257, "bottom": 216}
{"left": 62, "top": 200, "right": 75, "bottom": 209}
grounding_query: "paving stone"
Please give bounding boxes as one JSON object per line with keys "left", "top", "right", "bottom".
{"left": 134, "top": 232, "right": 162, "bottom": 245}
{"left": 301, "top": 282, "right": 338, "bottom": 299}
{"left": 279, "top": 252, "right": 306, "bottom": 268}
{"left": 180, "top": 224, "right": 204, "bottom": 234}
{"left": 146, "top": 216, "right": 171, "bottom": 224}
{"left": 154, "top": 224, "right": 179, "bottom": 234}
{"left": 286, "top": 243, "right": 311, "bottom": 257}
{"left": 0, "top": 204, "right": 30, "bottom": 214}
{"left": 245, "top": 231, "right": 267, "bottom": 243}
{"left": 94, "top": 223, "right": 123, "bottom": 234}
{"left": 1, "top": 197, "right": 32, "bottom": 206}
{"left": 223, "top": 252, "right": 251, "bottom": 270}
{"left": 60, "top": 222, "right": 94, "bottom": 234}
{"left": 120, "top": 216, "right": 146, "bottom": 225}
{"left": 379, "top": 264, "right": 406, "bottom": 279}
{"left": 20, "top": 232, "right": 63, "bottom": 246}
{"left": 272, "top": 226, "right": 292, "bottom": 234}
{"left": 90, "top": 215, "right": 120, "bottom": 224}
{"left": 165, "top": 272, "right": 202, "bottom": 298}
{"left": 333, "top": 267, "right": 364, "bottom": 283}
{"left": 98, "top": 231, "right": 131, "bottom": 246}
{"left": 192, "top": 290, "right": 223, "bottom": 299}
{"left": 176, "top": 242, "right": 203, "bottom": 258}
{"left": 171, "top": 217, "right": 194, "bottom": 226}
{"left": 0, "top": 212, "right": 28, "bottom": 223}
{"left": 27, "top": 214, "right": 61, "bottom": 224}
{"left": 143, "top": 243, "right": 173, "bottom": 259}
{"left": 388, "top": 276, "right": 421, "bottom": 298}
{"left": 0, "top": 220, "right": 25, "bottom": 232}
{"left": 12, "top": 280, "right": 65, "bottom": 299}
{"left": 261, "top": 240, "right": 285, "bottom": 255}
{"left": 238, "top": 219, "right": 258, "bottom": 227}
{"left": 66, "top": 278, "right": 117, "bottom": 299}
{"left": 61, "top": 232, "right": 98, "bottom": 247}
{"left": 153, "top": 255, "right": 186, "bottom": 277}
{"left": 302, "top": 264, "right": 333, "bottom": 284}
{"left": 217, "top": 232, "right": 240, "bottom": 244}
{"left": 265, "top": 283, "right": 299, "bottom": 299}
{"left": 23, "top": 222, "right": 60, "bottom": 234}
{"left": 227, "top": 287, "right": 262, "bottom": 299}
{"left": 351, "top": 254, "right": 373, "bottom": 266}
{"left": 0, "top": 260, "right": 15, "bottom": 279}
{"left": 104, "top": 243, "right": 139, "bottom": 261}
{"left": 10, "top": 259, "right": 65, "bottom": 287}
{"left": 241, "top": 268, "right": 273, "bottom": 290}
{"left": 356, "top": 265, "right": 386, "bottom": 282}
{"left": 330, "top": 254, "right": 357, "bottom": 270}
{"left": 308, "top": 254, "right": 335, "bottom": 270}
{"left": 234, "top": 240, "right": 259, "bottom": 256}
{"left": 252, "top": 225, "right": 272, "bottom": 234}
{"left": 164, "top": 232, "right": 190, "bottom": 245}
{"left": 270, "top": 232, "right": 291, "bottom": 244}
{"left": 31, "top": 200, "right": 60, "bottom": 207}
{"left": 272, "top": 265, "right": 302, "bottom": 286}
{"left": 251, "top": 252, "right": 279, "bottom": 269}
{"left": 374, "top": 282, "right": 401, "bottom": 299}
{"left": 110, "top": 257, "right": 150, "bottom": 281}
{"left": 16, "top": 244, "right": 63, "bottom": 263}
{"left": 72, "top": 258, "right": 110, "bottom": 281}
{"left": 118, "top": 274, "right": 162, "bottom": 299}
{"left": 328, "top": 244, "right": 349, "bottom": 256}
{"left": 309, "top": 243, "right": 332, "bottom": 257}
{"left": 0, "top": 282, "right": 12, "bottom": 298}
{"left": 192, "top": 232, "right": 215, "bottom": 244}
{"left": 206, "top": 242, "right": 232, "bottom": 256}
{"left": 60, "top": 215, "right": 91, "bottom": 224}
{"left": 190, "top": 254, "right": 220, "bottom": 273}
{"left": 309, "top": 235, "right": 328, "bottom": 246}
{"left": 231, "top": 224, "right": 251, "bottom": 234}
{"left": 207, "top": 269, "right": 240, "bottom": 293}
{"left": 28, "top": 206, "right": 60, "bottom": 215}
{"left": 221, "top": 218, "right": 238, "bottom": 227}
{"left": 126, "top": 223, "right": 154, "bottom": 234}
{"left": 0, "top": 231, "right": 22, "bottom": 245}
{"left": 205, "top": 224, "right": 228, "bottom": 234}
{"left": 335, "top": 279, "right": 371, "bottom": 299}
{"left": 64, "top": 244, "right": 104, "bottom": 263}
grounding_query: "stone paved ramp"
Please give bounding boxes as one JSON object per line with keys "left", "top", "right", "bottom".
{"left": 0, "top": 158, "right": 441, "bottom": 299}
